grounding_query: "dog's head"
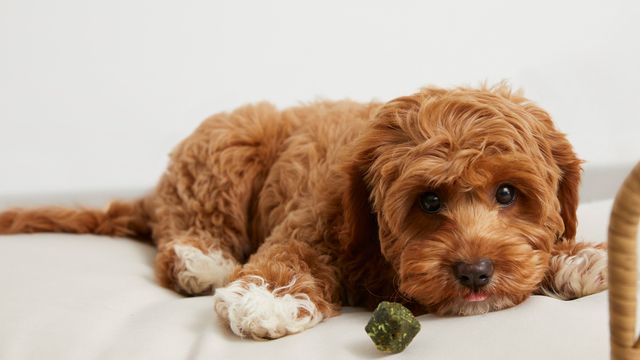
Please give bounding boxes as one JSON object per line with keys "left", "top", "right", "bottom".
{"left": 342, "top": 84, "right": 581, "bottom": 315}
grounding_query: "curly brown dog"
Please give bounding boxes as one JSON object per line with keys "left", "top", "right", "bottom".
{"left": 0, "top": 84, "right": 607, "bottom": 339}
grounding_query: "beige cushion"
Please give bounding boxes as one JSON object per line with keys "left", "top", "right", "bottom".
{"left": 0, "top": 194, "right": 636, "bottom": 359}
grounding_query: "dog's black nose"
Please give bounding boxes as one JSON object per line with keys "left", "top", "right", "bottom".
{"left": 453, "top": 259, "right": 494, "bottom": 291}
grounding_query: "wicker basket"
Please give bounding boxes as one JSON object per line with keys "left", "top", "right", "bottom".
{"left": 609, "top": 162, "right": 640, "bottom": 360}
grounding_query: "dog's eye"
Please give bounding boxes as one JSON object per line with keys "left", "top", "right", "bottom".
{"left": 419, "top": 192, "right": 442, "bottom": 213}
{"left": 495, "top": 184, "right": 516, "bottom": 206}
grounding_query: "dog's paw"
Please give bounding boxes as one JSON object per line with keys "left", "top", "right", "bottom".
{"left": 170, "top": 245, "right": 238, "bottom": 295}
{"left": 543, "top": 247, "right": 608, "bottom": 300}
{"left": 213, "top": 276, "right": 323, "bottom": 339}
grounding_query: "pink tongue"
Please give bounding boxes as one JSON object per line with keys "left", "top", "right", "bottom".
{"left": 465, "top": 293, "right": 488, "bottom": 302}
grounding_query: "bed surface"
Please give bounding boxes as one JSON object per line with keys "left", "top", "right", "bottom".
{"left": 1, "top": 164, "right": 638, "bottom": 360}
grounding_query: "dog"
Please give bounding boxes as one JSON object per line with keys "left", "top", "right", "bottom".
{"left": 0, "top": 84, "right": 608, "bottom": 339}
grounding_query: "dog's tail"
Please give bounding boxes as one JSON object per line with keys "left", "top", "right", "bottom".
{"left": 0, "top": 198, "right": 152, "bottom": 240}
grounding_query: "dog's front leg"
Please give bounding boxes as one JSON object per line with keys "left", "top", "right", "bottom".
{"left": 538, "top": 242, "right": 608, "bottom": 300}
{"left": 213, "top": 229, "right": 340, "bottom": 339}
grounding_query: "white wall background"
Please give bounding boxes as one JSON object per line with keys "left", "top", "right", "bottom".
{"left": 0, "top": 0, "right": 639, "bottom": 196}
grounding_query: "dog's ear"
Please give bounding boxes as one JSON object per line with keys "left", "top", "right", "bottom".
{"left": 340, "top": 93, "right": 427, "bottom": 252}
{"left": 547, "top": 130, "right": 582, "bottom": 241}
{"left": 523, "top": 105, "right": 582, "bottom": 242}
{"left": 339, "top": 96, "right": 417, "bottom": 253}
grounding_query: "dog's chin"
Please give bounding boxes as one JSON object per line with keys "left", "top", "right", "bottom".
{"left": 428, "top": 293, "right": 523, "bottom": 316}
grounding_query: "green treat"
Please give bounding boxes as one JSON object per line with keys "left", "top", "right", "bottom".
{"left": 365, "top": 301, "right": 421, "bottom": 353}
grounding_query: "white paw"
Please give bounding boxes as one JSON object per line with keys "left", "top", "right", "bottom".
{"left": 545, "top": 247, "right": 608, "bottom": 300}
{"left": 212, "top": 276, "right": 323, "bottom": 339}
{"left": 173, "top": 245, "right": 238, "bottom": 295}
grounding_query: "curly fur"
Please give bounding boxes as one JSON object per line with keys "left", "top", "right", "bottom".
{"left": 0, "top": 83, "right": 607, "bottom": 339}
